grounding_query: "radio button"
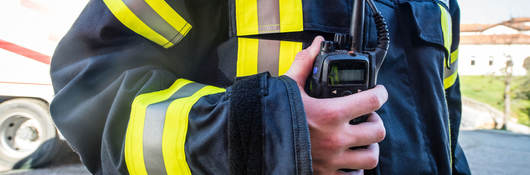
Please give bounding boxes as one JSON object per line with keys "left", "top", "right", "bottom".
{"left": 341, "top": 90, "right": 353, "bottom": 96}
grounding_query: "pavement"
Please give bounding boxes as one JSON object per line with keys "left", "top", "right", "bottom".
{"left": 1, "top": 130, "right": 529, "bottom": 175}
{"left": 0, "top": 140, "right": 90, "bottom": 175}
{"left": 459, "top": 130, "right": 530, "bottom": 175}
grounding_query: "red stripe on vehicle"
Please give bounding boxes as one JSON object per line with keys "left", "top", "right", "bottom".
{"left": 0, "top": 81, "right": 52, "bottom": 86}
{"left": 0, "top": 39, "right": 51, "bottom": 64}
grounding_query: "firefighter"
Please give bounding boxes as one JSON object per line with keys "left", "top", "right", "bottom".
{"left": 50, "top": 0, "right": 470, "bottom": 174}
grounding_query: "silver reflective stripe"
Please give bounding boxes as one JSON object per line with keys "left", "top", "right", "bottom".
{"left": 258, "top": 39, "right": 281, "bottom": 76}
{"left": 444, "top": 59, "right": 458, "bottom": 79}
{"left": 258, "top": 0, "right": 280, "bottom": 33}
{"left": 123, "top": 0, "right": 187, "bottom": 46}
{"left": 142, "top": 83, "right": 205, "bottom": 174}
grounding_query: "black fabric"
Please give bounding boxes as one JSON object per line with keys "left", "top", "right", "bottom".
{"left": 50, "top": 0, "right": 470, "bottom": 174}
{"left": 447, "top": 0, "right": 470, "bottom": 173}
{"left": 51, "top": 1, "right": 313, "bottom": 173}
{"left": 183, "top": 74, "right": 311, "bottom": 175}
{"left": 228, "top": 73, "right": 267, "bottom": 175}
{"left": 279, "top": 76, "right": 313, "bottom": 175}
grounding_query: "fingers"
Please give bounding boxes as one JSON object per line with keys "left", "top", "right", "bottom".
{"left": 316, "top": 85, "right": 388, "bottom": 122}
{"left": 344, "top": 113, "right": 386, "bottom": 147}
{"left": 338, "top": 169, "right": 363, "bottom": 175}
{"left": 284, "top": 36, "right": 324, "bottom": 87}
{"left": 336, "top": 144, "right": 380, "bottom": 170}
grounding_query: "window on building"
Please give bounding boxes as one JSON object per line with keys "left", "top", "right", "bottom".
{"left": 471, "top": 60, "right": 475, "bottom": 66}
{"left": 489, "top": 56, "right": 494, "bottom": 66}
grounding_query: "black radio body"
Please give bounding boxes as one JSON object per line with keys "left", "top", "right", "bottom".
{"left": 304, "top": 0, "right": 389, "bottom": 124}
{"left": 306, "top": 39, "right": 374, "bottom": 98}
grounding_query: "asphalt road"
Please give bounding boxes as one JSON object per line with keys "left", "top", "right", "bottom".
{"left": 459, "top": 130, "right": 530, "bottom": 175}
{"left": 1, "top": 130, "right": 529, "bottom": 175}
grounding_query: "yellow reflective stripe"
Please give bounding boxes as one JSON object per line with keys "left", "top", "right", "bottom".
{"left": 444, "top": 67, "right": 456, "bottom": 167}
{"left": 235, "top": 0, "right": 259, "bottom": 35}
{"left": 438, "top": 4, "right": 452, "bottom": 56}
{"left": 125, "top": 79, "right": 193, "bottom": 175}
{"left": 145, "top": 0, "right": 192, "bottom": 37}
{"left": 235, "top": 0, "right": 303, "bottom": 36}
{"left": 279, "top": 0, "right": 304, "bottom": 33}
{"left": 237, "top": 38, "right": 259, "bottom": 77}
{"left": 103, "top": 0, "right": 170, "bottom": 47}
{"left": 450, "top": 49, "right": 458, "bottom": 64}
{"left": 444, "top": 69, "right": 458, "bottom": 89}
{"left": 162, "top": 86, "right": 226, "bottom": 175}
{"left": 238, "top": 39, "right": 302, "bottom": 77}
{"left": 278, "top": 41, "right": 303, "bottom": 75}
{"left": 444, "top": 49, "right": 459, "bottom": 89}
{"left": 439, "top": 3, "right": 454, "bottom": 169}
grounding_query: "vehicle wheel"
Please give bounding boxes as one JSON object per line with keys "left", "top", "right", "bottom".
{"left": 0, "top": 98, "right": 60, "bottom": 171}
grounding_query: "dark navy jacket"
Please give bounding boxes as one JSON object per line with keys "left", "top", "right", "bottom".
{"left": 50, "top": 0, "right": 470, "bottom": 174}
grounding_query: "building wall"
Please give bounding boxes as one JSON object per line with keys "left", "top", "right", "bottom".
{"left": 459, "top": 44, "right": 529, "bottom": 76}
{"left": 481, "top": 25, "right": 519, "bottom": 35}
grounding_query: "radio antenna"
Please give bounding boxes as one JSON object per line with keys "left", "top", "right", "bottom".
{"left": 350, "top": 0, "right": 365, "bottom": 53}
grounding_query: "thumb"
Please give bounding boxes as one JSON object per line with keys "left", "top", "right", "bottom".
{"left": 285, "top": 36, "right": 324, "bottom": 87}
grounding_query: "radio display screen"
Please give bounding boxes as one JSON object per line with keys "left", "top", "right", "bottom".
{"left": 328, "top": 61, "right": 367, "bottom": 85}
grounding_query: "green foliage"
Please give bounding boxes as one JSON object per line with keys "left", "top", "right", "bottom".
{"left": 514, "top": 58, "right": 530, "bottom": 100}
{"left": 460, "top": 76, "right": 505, "bottom": 110}
{"left": 513, "top": 61, "right": 530, "bottom": 125}
{"left": 460, "top": 75, "right": 530, "bottom": 127}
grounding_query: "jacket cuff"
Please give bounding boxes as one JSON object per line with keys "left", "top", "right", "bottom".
{"left": 279, "top": 75, "right": 313, "bottom": 175}
{"left": 228, "top": 73, "right": 312, "bottom": 175}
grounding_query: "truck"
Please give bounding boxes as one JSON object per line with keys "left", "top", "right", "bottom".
{"left": 0, "top": 0, "right": 88, "bottom": 171}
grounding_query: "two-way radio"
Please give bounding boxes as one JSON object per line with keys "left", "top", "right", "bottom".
{"left": 305, "top": 0, "right": 390, "bottom": 124}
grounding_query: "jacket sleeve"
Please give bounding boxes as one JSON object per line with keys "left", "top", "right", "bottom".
{"left": 444, "top": 0, "right": 471, "bottom": 174}
{"left": 49, "top": 0, "right": 312, "bottom": 174}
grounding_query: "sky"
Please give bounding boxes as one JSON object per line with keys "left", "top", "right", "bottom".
{"left": 458, "top": 0, "right": 530, "bottom": 24}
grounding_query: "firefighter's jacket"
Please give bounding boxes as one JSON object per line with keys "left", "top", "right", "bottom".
{"left": 50, "top": 0, "right": 470, "bottom": 174}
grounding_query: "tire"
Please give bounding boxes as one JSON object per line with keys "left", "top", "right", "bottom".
{"left": 0, "top": 98, "right": 61, "bottom": 171}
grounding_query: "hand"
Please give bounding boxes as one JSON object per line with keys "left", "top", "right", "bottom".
{"left": 284, "top": 36, "right": 388, "bottom": 175}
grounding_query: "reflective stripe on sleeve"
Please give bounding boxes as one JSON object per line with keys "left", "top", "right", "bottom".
{"left": 439, "top": 3, "right": 452, "bottom": 57}
{"left": 145, "top": 0, "right": 192, "bottom": 39}
{"left": 439, "top": 2, "right": 454, "bottom": 169}
{"left": 142, "top": 83, "right": 205, "bottom": 175}
{"left": 163, "top": 85, "right": 225, "bottom": 175}
{"left": 235, "top": 0, "right": 259, "bottom": 36}
{"left": 237, "top": 38, "right": 260, "bottom": 77}
{"left": 258, "top": 0, "right": 280, "bottom": 33}
{"left": 279, "top": 0, "right": 304, "bottom": 33}
{"left": 103, "top": 0, "right": 191, "bottom": 48}
{"left": 125, "top": 79, "right": 193, "bottom": 175}
{"left": 125, "top": 79, "right": 225, "bottom": 175}
{"left": 237, "top": 38, "right": 302, "bottom": 77}
{"left": 444, "top": 49, "right": 459, "bottom": 89}
{"left": 258, "top": 40, "right": 281, "bottom": 76}
{"left": 278, "top": 40, "right": 303, "bottom": 75}
{"left": 235, "top": 0, "right": 303, "bottom": 36}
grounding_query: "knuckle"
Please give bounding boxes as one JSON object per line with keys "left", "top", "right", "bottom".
{"left": 375, "top": 126, "right": 386, "bottom": 142}
{"left": 326, "top": 134, "right": 351, "bottom": 151}
{"left": 366, "top": 154, "right": 379, "bottom": 169}
{"left": 367, "top": 92, "right": 382, "bottom": 111}
{"left": 328, "top": 135, "right": 346, "bottom": 150}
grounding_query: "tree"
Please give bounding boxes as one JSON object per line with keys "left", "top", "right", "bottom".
{"left": 502, "top": 57, "right": 513, "bottom": 130}
{"left": 518, "top": 57, "right": 530, "bottom": 99}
